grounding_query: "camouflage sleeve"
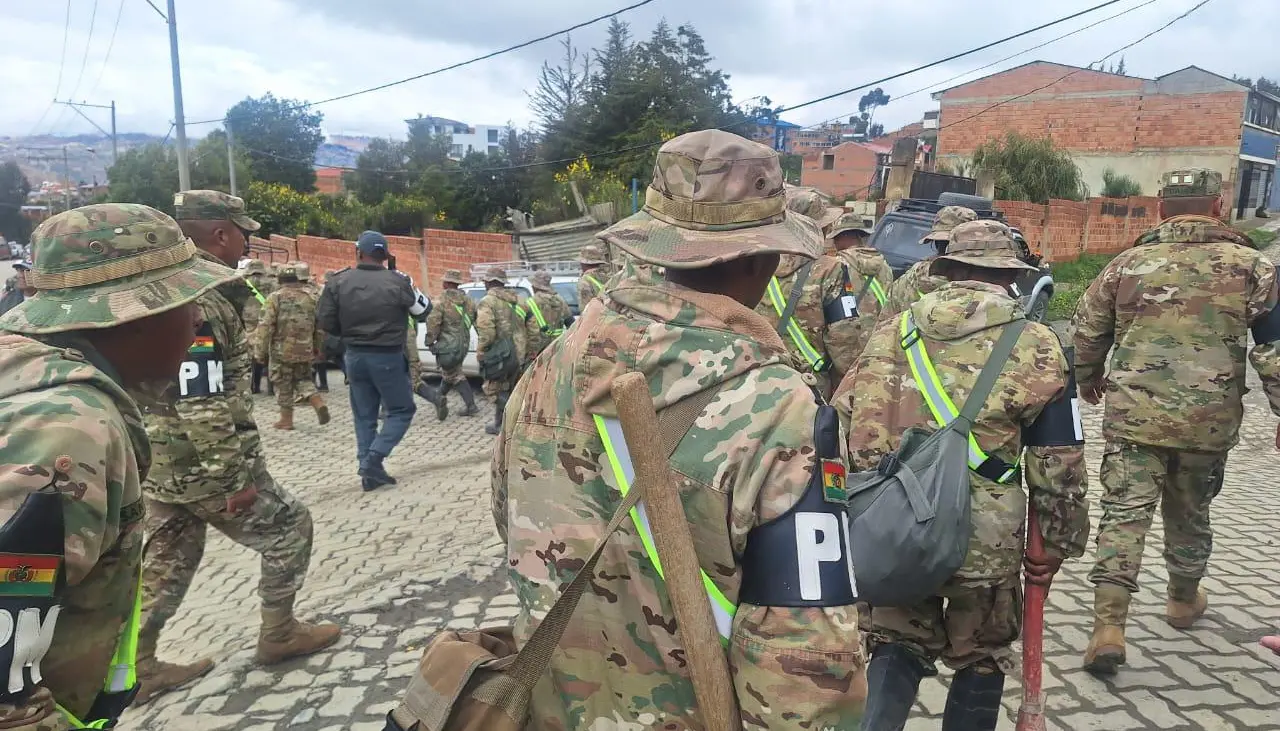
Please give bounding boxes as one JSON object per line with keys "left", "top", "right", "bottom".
{"left": 256, "top": 294, "right": 277, "bottom": 362}
{"left": 822, "top": 262, "right": 864, "bottom": 383}
{"left": 316, "top": 280, "right": 340, "bottom": 336}
{"left": 1071, "top": 255, "right": 1123, "bottom": 385}
{"left": 424, "top": 300, "right": 444, "bottom": 344}
{"left": 491, "top": 377, "right": 528, "bottom": 544}
{"left": 475, "top": 299, "right": 496, "bottom": 355}
{"left": 878, "top": 271, "right": 915, "bottom": 323}
{"left": 1246, "top": 260, "right": 1280, "bottom": 417}
{"left": 1022, "top": 343, "right": 1090, "bottom": 560}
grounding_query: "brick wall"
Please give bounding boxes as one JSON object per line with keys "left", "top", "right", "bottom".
{"left": 995, "top": 195, "right": 1159, "bottom": 262}
{"left": 422, "top": 229, "right": 514, "bottom": 294}
{"left": 801, "top": 142, "right": 882, "bottom": 199}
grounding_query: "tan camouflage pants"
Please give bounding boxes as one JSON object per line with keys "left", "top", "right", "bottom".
{"left": 270, "top": 360, "right": 315, "bottom": 408}
{"left": 482, "top": 376, "right": 516, "bottom": 399}
{"left": 866, "top": 576, "right": 1022, "bottom": 674}
{"left": 1088, "top": 440, "right": 1226, "bottom": 595}
{"left": 440, "top": 364, "right": 466, "bottom": 385}
{"left": 140, "top": 476, "right": 313, "bottom": 633}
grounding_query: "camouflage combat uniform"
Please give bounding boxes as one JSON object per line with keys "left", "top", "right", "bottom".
{"left": 490, "top": 130, "right": 865, "bottom": 730}
{"left": 577, "top": 244, "right": 609, "bottom": 307}
{"left": 0, "top": 203, "right": 237, "bottom": 728}
{"left": 1073, "top": 214, "right": 1280, "bottom": 669}
{"left": 475, "top": 269, "right": 526, "bottom": 400}
{"left": 241, "top": 260, "right": 277, "bottom": 394}
{"left": 834, "top": 220, "right": 1088, "bottom": 729}
{"left": 255, "top": 266, "right": 324, "bottom": 421}
{"left": 424, "top": 272, "right": 476, "bottom": 387}
{"left": 522, "top": 270, "right": 573, "bottom": 362}
{"left": 879, "top": 205, "right": 978, "bottom": 322}
{"left": 138, "top": 191, "right": 338, "bottom": 679}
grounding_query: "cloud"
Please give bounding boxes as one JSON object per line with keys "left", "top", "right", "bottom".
{"left": 1, "top": 0, "right": 1274, "bottom": 145}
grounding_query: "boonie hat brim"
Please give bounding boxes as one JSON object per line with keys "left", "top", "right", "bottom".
{"left": 936, "top": 252, "right": 1038, "bottom": 272}
{"left": 597, "top": 209, "right": 823, "bottom": 270}
{"left": 0, "top": 255, "right": 240, "bottom": 334}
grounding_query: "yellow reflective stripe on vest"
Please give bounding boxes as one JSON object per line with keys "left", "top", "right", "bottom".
{"left": 899, "top": 312, "right": 1018, "bottom": 482}
{"left": 584, "top": 273, "right": 603, "bottom": 293}
{"left": 57, "top": 571, "right": 142, "bottom": 728}
{"left": 867, "top": 277, "right": 888, "bottom": 307}
{"left": 766, "top": 277, "right": 826, "bottom": 372}
{"left": 245, "top": 280, "right": 266, "bottom": 305}
{"left": 525, "top": 298, "right": 563, "bottom": 336}
{"left": 454, "top": 305, "right": 473, "bottom": 330}
{"left": 593, "top": 414, "right": 734, "bottom": 643}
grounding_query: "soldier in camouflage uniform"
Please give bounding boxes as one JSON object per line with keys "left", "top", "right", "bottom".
{"left": 577, "top": 243, "right": 610, "bottom": 306}
{"left": 829, "top": 212, "right": 894, "bottom": 357}
{"left": 0, "top": 203, "right": 238, "bottom": 727}
{"left": 135, "top": 191, "right": 340, "bottom": 700}
{"left": 476, "top": 266, "right": 526, "bottom": 436}
{"left": 1073, "top": 214, "right": 1280, "bottom": 675}
{"left": 422, "top": 268, "right": 479, "bottom": 420}
{"left": 750, "top": 188, "right": 865, "bottom": 400}
{"left": 879, "top": 205, "right": 978, "bottom": 322}
{"left": 522, "top": 270, "right": 573, "bottom": 362}
{"left": 293, "top": 262, "right": 330, "bottom": 392}
{"left": 255, "top": 262, "right": 329, "bottom": 430}
{"left": 239, "top": 259, "right": 277, "bottom": 394}
{"left": 784, "top": 186, "right": 843, "bottom": 235}
{"left": 488, "top": 130, "right": 865, "bottom": 730}
{"left": 835, "top": 220, "right": 1089, "bottom": 731}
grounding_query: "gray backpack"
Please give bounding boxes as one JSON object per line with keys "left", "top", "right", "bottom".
{"left": 845, "top": 317, "right": 1027, "bottom": 607}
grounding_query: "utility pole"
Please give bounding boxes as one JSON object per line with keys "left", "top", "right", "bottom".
{"left": 62, "top": 147, "right": 71, "bottom": 213}
{"left": 55, "top": 100, "right": 118, "bottom": 165}
{"left": 167, "top": 0, "right": 191, "bottom": 190}
{"left": 226, "top": 124, "right": 238, "bottom": 196}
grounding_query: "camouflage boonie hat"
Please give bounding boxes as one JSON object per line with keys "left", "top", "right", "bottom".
{"left": 579, "top": 244, "right": 608, "bottom": 266}
{"left": 1134, "top": 214, "right": 1251, "bottom": 247}
{"left": 173, "top": 190, "right": 261, "bottom": 232}
{"left": 785, "top": 188, "right": 843, "bottom": 231}
{"left": 530, "top": 271, "right": 554, "bottom": 292}
{"left": 279, "top": 262, "right": 300, "bottom": 279}
{"left": 484, "top": 266, "right": 508, "bottom": 284}
{"left": 922, "top": 205, "right": 978, "bottom": 243}
{"left": 294, "top": 261, "right": 311, "bottom": 281}
{"left": 828, "top": 212, "right": 874, "bottom": 239}
{"left": 598, "top": 130, "right": 823, "bottom": 269}
{"left": 937, "top": 220, "right": 1037, "bottom": 271}
{"left": 0, "top": 203, "right": 239, "bottom": 334}
{"left": 242, "top": 258, "right": 267, "bottom": 274}
{"left": 441, "top": 269, "right": 465, "bottom": 285}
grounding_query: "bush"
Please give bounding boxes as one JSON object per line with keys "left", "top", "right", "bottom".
{"left": 1101, "top": 168, "right": 1142, "bottom": 198}
{"left": 1046, "top": 253, "right": 1116, "bottom": 322}
{"left": 973, "top": 132, "right": 1086, "bottom": 203}
{"left": 1248, "top": 228, "right": 1278, "bottom": 249}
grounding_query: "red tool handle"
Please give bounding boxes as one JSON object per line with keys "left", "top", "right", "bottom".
{"left": 1017, "top": 506, "right": 1047, "bottom": 731}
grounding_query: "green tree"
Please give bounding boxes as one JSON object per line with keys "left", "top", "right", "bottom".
{"left": 107, "top": 143, "right": 180, "bottom": 213}
{"left": 0, "top": 162, "right": 33, "bottom": 244}
{"left": 225, "top": 93, "right": 324, "bottom": 192}
{"left": 855, "top": 88, "right": 891, "bottom": 137}
{"left": 1101, "top": 168, "right": 1142, "bottom": 198}
{"left": 348, "top": 138, "right": 410, "bottom": 206}
{"left": 189, "top": 129, "right": 252, "bottom": 192}
{"left": 972, "top": 132, "right": 1086, "bottom": 203}
{"left": 529, "top": 36, "right": 590, "bottom": 133}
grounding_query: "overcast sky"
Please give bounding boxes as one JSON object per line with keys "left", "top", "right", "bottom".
{"left": 0, "top": 0, "right": 1273, "bottom": 144}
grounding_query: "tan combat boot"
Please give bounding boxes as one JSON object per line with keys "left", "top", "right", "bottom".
{"left": 1083, "top": 584, "right": 1130, "bottom": 676}
{"left": 273, "top": 407, "right": 294, "bottom": 430}
{"left": 1166, "top": 577, "right": 1209, "bottom": 629}
{"left": 256, "top": 604, "right": 341, "bottom": 665}
{"left": 308, "top": 393, "right": 330, "bottom": 425}
{"left": 134, "top": 630, "right": 215, "bottom": 705}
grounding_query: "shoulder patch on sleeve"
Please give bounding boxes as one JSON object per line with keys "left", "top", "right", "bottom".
{"left": 177, "top": 321, "right": 226, "bottom": 399}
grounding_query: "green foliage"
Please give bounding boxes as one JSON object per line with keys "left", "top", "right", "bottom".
{"left": 1046, "top": 254, "right": 1115, "bottom": 321}
{"left": 226, "top": 93, "right": 324, "bottom": 192}
{"left": 1232, "top": 75, "right": 1280, "bottom": 96}
{"left": 779, "top": 154, "right": 803, "bottom": 185}
{"left": 1248, "top": 227, "right": 1278, "bottom": 249}
{"left": 973, "top": 132, "right": 1086, "bottom": 204}
{"left": 241, "top": 181, "right": 318, "bottom": 238}
{"left": 107, "top": 143, "right": 180, "bottom": 213}
{"left": 1101, "top": 168, "right": 1142, "bottom": 198}
{"left": 0, "top": 162, "right": 33, "bottom": 243}
{"left": 347, "top": 138, "right": 411, "bottom": 206}
{"left": 190, "top": 130, "right": 252, "bottom": 193}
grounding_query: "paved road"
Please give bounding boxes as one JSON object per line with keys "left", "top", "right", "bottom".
{"left": 116, "top": 366, "right": 1280, "bottom": 730}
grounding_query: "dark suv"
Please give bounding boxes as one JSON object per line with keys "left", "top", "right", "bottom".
{"left": 869, "top": 192, "right": 1055, "bottom": 321}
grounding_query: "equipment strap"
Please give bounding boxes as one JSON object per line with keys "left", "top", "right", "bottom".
{"left": 57, "top": 570, "right": 142, "bottom": 728}
{"left": 863, "top": 275, "right": 887, "bottom": 307}
{"left": 453, "top": 304, "right": 473, "bottom": 330}
{"left": 584, "top": 273, "right": 603, "bottom": 294}
{"left": 245, "top": 280, "right": 266, "bottom": 305}
{"left": 899, "top": 312, "right": 1028, "bottom": 483}
{"left": 766, "top": 261, "right": 826, "bottom": 372}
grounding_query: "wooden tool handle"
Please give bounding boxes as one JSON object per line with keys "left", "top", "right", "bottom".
{"left": 611, "top": 372, "right": 739, "bottom": 731}
{"left": 1017, "top": 506, "right": 1048, "bottom": 731}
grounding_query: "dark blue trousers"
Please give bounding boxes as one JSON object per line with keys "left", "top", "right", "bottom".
{"left": 344, "top": 348, "right": 416, "bottom": 462}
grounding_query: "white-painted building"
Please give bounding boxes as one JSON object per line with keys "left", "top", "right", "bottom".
{"left": 406, "top": 116, "right": 509, "bottom": 160}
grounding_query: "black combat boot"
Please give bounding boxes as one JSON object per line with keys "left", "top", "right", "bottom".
{"left": 485, "top": 391, "right": 509, "bottom": 435}
{"left": 314, "top": 363, "right": 329, "bottom": 392}
{"left": 861, "top": 644, "right": 928, "bottom": 731}
{"left": 456, "top": 380, "right": 480, "bottom": 417}
{"left": 358, "top": 451, "right": 396, "bottom": 487}
{"left": 940, "top": 666, "right": 1005, "bottom": 731}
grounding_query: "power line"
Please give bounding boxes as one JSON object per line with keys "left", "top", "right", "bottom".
{"left": 29, "top": 0, "right": 76, "bottom": 137}
{"left": 142, "top": 0, "right": 166, "bottom": 22}
{"left": 66, "top": 0, "right": 101, "bottom": 103}
{"left": 186, "top": 0, "right": 657, "bottom": 127}
{"left": 86, "top": 0, "right": 126, "bottom": 97}
{"left": 805, "top": 0, "right": 1164, "bottom": 131}
{"left": 937, "top": 0, "right": 1215, "bottom": 133}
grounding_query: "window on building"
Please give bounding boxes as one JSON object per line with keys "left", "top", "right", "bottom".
{"left": 1247, "top": 94, "right": 1279, "bottom": 131}
{"left": 487, "top": 129, "right": 499, "bottom": 143}
{"left": 822, "top": 154, "right": 835, "bottom": 171}
{"left": 450, "top": 144, "right": 464, "bottom": 157}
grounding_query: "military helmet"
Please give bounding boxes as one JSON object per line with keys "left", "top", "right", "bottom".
{"left": 597, "top": 129, "right": 823, "bottom": 269}
{"left": 0, "top": 203, "right": 239, "bottom": 334}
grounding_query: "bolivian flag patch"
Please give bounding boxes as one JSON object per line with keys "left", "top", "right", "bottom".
{"left": 189, "top": 335, "right": 217, "bottom": 354}
{"left": 821, "top": 459, "right": 847, "bottom": 504}
{"left": 0, "top": 554, "right": 59, "bottom": 597}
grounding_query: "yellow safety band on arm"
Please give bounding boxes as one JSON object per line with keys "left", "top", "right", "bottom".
{"left": 454, "top": 305, "right": 473, "bottom": 330}
{"left": 766, "top": 276, "right": 827, "bottom": 371}
{"left": 867, "top": 277, "right": 888, "bottom": 307}
{"left": 246, "top": 280, "right": 266, "bottom": 305}
{"left": 593, "top": 414, "right": 735, "bottom": 644}
{"left": 57, "top": 571, "right": 143, "bottom": 728}
{"left": 899, "top": 312, "right": 1018, "bottom": 483}
{"left": 527, "top": 299, "right": 547, "bottom": 328}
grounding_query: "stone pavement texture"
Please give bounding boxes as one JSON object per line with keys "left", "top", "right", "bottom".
{"left": 115, "top": 363, "right": 1280, "bottom": 730}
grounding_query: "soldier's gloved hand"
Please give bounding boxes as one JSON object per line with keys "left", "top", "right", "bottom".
{"left": 1080, "top": 377, "right": 1105, "bottom": 405}
{"left": 226, "top": 485, "right": 259, "bottom": 514}
{"left": 1023, "top": 549, "right": 1064, "bottom": 588}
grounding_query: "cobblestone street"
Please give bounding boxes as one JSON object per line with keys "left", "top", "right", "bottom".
{"left": 122, "top": 368, "right": 1280, "bottom": 730}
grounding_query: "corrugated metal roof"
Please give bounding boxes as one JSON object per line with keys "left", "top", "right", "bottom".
{"left": 515, "top": 216, "right": 608, "bottom": 262}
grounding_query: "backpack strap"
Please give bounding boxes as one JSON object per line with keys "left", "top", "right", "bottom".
{"left": 776, "top": 260, "right": 815, "bottom": 338}
{"left": 508, "top": 380, "right": 727, "bottom": 689}
{"left": 957, "top": 318, "right": 1029, "bottom": 425}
